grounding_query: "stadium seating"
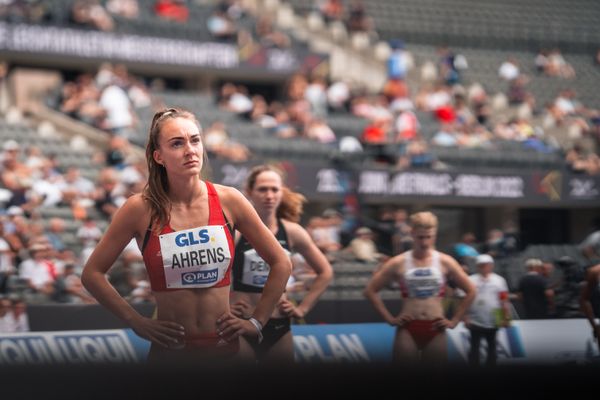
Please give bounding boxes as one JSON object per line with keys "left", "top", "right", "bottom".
{"left": 497, "top": 243, "right": 588, "bottom": 291}
{"left": 286, "top": 0, "right": 600, "bottom": 52}
{"left": 2, "top": 0, "right": 598, "bottom": 311}
{"left": 0, "top": 120, "right": 98, "bottom": 181}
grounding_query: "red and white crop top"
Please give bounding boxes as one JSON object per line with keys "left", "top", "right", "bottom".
{"left": 141, "top": 181, "right": 235, "bottom": 291}
{"left": 399, "top": 250, "right": 445, "bottom": 299}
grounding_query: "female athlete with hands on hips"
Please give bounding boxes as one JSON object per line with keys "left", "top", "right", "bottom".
{"left": 364, "top": 211, "right": 475, "bottom": 365}
{"left": 81, "top": 108, "right": 291, "bottom": 363}
{"left": 230, "top": 165, "right": 334, "bottom": 364}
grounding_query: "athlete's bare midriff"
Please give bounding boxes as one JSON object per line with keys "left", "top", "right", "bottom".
{"left": 399, "top": 297, "right": 445, "bottom": 320}
{"left": 153, "top": 286, "right": 230, "bottom": 335}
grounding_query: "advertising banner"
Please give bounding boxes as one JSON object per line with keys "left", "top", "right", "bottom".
{"left": 291, "top": 320, "right": 599, "bottom": 365}
{"left": 0, "top": 22, "right": 327, "bottom": 74}
{"left": 0, "top": 22, "right": 238, "bottom": 69}
{"left": 0, "top": 329, "right": 141, "bottom": 364}
{"left": 1, "top": 320, "right": 598, "bottom": 365}
{"left": 292, "top": 323, "right": 394, "bottom": 363}
{"left": 208, "top": 159, "right": 600, "bottom": 206}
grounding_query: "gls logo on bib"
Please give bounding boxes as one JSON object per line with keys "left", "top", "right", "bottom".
{"left": 175, "top": 229, "right": 210, "bottom": 246}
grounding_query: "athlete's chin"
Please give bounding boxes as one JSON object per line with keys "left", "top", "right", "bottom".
{"left": 179, "top": 166, "right": 202, "bottom": 175}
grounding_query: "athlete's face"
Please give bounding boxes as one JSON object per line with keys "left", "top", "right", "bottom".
{"left": 412, "top": 227, "right": 436, "bottom": 251}
{"left": 248, "top": 171, "right": 283, "bottom": 215}
{"left": 153, "top": 117, "right": 203, "bottom": 176}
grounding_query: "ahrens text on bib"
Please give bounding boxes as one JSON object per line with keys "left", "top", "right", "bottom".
{"left": 159, "top": 225, "right": 231, "bottom": 289}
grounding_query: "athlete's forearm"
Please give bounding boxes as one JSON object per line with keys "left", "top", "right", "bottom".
{"left": 252, "top": 260, "right": 291, "bottom": 326}
{"left": 580, "top": 278, "right": 598, "bottom": 328}
{"left": 364, "top": 289, "right": 395, "bottom": 323}
{"left": 580, "top": 298, "right": 598, "bottom": 329}
{"left": 81, "top": 269, "right": 143, "bottom": 325}
{"left": 296, "top": 269, "right": 333, "bottom": 315}
{"left": 450, "top": 290, "right": 476, "bottom": 325}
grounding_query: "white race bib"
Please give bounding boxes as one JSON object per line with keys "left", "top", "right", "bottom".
{"left": 159, "top": 225, "right": 231, "bottom": 289}
{"left": 241, "top": 248, "right": 291, "bottom": 288}
{"left": 241, "top": 249, "right": 270, "bottom": 288}
{"left": 405, "top": 267, "right": 443, "bottom": 298}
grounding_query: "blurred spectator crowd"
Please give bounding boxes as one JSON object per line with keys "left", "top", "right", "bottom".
{"left": 1, "top": 0, "right": 600, "bottom": 332}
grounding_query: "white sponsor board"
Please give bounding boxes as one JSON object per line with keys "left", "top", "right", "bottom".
{"left": 0, "top": 330, "right": 139, "bottom": 364}
{"left": 1, "top": 320, "right": 598, "bottom": 365}
{"left": 0, "top": 22, "right": 239, "bottom": 68}
{"left": 356, "top": 171, "right": 524, "bottom": 198}
{"left": 448, "top": 320, "right": 599, "bottom": 365}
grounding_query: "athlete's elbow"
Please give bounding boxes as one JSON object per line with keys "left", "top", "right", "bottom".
{"left": 465, "top": 287, "right": 477, "bottom": 300}
{"left": 322, "top": 266, "right": 334, "bottom": 283}
{"left": 280, "top": 258, "right": 293, "bottom": 278}
{"left": 80, "top": 266, "right": 100, "bottom": 293}
{"left": 80, "top": 268, "right": 93, "bottom": 292}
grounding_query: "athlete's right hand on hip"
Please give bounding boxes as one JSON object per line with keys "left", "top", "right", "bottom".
{"left": 390, "top": 314, "right": 413, "bottom": 327}
{"left": 130, "top": 315, "right": 185, "bottom": 348}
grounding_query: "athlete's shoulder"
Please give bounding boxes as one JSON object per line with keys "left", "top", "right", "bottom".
{"left": 119, "top": 193, "right": 149, "bottom": 215}
{"left": 587, "top": 263, "right": 600, "bottom": 278}
{"left": 110, "top": 193, "right": 151, "bottom": 233}
{"left": 280, "top": 219, "right": 303, "bottom": 234}
{"left": 385, "top": 252, "right": 407, "bottom": 269}
{"left": 279, "top": 219, "right": 311, "bottom": 251}
{"left": 125, "top": 192, "right": 145, "bottom": 205}
{"left": 438, "top": 251, "right": 459, "bottom": 265}
{"left": 211, "top": 182, "right": 244, "bottom": 202}
{"left": 210, "top": 183, "right": 252, "bottom": 225}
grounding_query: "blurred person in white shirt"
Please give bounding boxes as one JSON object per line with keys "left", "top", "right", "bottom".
{"left": 327, "top": 80, "right": 350, "bottom": 112}
{"left": 305, "top": 118, "right": 336, "bottom": 144}
{"left": 498, "top": 57, "right": 520, "bottom": 81}
{"left": 0, "top": 223, "right": 16, "bottom": 293}
{"left": 465, "top": 254, "right": 510, "bottom": 367}
{"left": 9, "top": 297, "right": 29, "bottom": 332}
{"left": 18, "top": 241, "right": 58, "bottom": 299}
{"left": 0, "top": 296, "right": 12, "bottom": 332}
{"left": 347, "top": 227, "right": 382, "bottom": 263}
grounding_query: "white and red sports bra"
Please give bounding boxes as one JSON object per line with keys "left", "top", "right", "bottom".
{"left": 399, "top": 251, "right": 445, "bottom": 299}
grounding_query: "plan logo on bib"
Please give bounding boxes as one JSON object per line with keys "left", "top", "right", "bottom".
{"left": 182, "top": 269, "right": 219, "bottom": 285}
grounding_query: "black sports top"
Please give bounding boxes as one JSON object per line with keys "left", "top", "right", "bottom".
{"left": 232, "top": 219, "right": 290, "bottom": 293}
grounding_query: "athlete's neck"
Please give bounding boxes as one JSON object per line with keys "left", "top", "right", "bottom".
{"left": 412, "top": 248, "right": 433, "bottom": 260}
{"left": 259, "top": 212, "right": 279, "bottom": 233}
{"left": 169, "top": 178, "right": 204, "bottom": 207}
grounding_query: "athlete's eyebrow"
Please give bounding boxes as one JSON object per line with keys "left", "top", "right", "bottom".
{"left": 167, "top": 133, "right": 201, "bottom": 142}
